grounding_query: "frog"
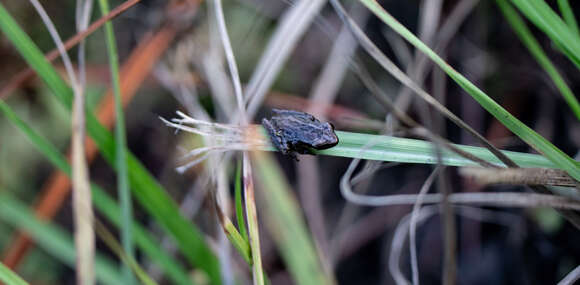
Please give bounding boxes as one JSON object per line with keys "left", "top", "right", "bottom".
{"left": 261, "top": 109, "right": 339, "bottom": 160}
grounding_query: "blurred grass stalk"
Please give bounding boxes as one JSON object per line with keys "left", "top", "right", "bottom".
{"left": 357, "top": 0, "right": 580, "bottom": 182}
{"left": 250, "top": 150, "right": 334, "bottom": 285}
{"left": 73, "top": 0, "right": 96, "bottom": 283}
{"left": 0, "top": 261, "right": 28, "bottom": 285}
{"left": 96, "top": 0, "right": 134, "bottom": 283}
{"left": 510, "top": 0, "right": 580, "bottom": 70}
{"left": 557, "top": 0, "right": 580, "bottom": 36}
{"left": 26, "top": 0, "right": 95, "bottom": 283}
{"left": 242, "top": 154, "right": 265, "bottom": 285}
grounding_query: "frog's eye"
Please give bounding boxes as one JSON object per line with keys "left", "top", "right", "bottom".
{"left": 328, "top": 122, "right": 335, "bottom": 130}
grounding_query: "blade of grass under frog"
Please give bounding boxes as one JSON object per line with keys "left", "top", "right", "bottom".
{"left": 257, "top": 128, "right": 556, "bottom": 168}
{"left": 323, "top": 131, "right": 557, "bottom": 168}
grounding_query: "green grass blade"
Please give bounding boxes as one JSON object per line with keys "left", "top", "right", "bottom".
{"left": 235, "top": 159, "right": 249, "bottom": 243}
{"left": 357, "top": 0, "right": 580, "bottom": 181}
{"left": 0, "top": 100, "right": 193, "bottom": 285}
{"left": 557, "top": 0, "right": 579, "bottom": 35}
{"left": 314, "top": 131, "right": 559, "bottom": 168}
{"left": 96, "top": 0, "right": 134, "bottom": 283}
{"left": 256, "top": 128, "right": 559, "bottom": 168}
{"left": 497, "top": 0, "right": 580, "bottom": 121}
{"left": 251, "top": 151, "right": 332, "bottom": 284}
{"left": 0, "top": 262, "right": 29, "bottom": 285}
{"left": 510, "top": 0, "right": 580, "bottom": 69}
{"left": 0, "top": 5, "right": 220, "bottom": 283}
{"left": 0, "top": 194, "right": 123, "bottom": 285}
{"left": 219, "top": 209, "right": 252, "bottom": 265}
{"left": 0, "top": 5, "right": 72, "bottom": 109}
{"left": 242, "top": 155, "right": 265, "bottom": 285}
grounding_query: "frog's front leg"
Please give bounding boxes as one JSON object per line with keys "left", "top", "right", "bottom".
{"left": 263, "top": 119, "right": 284, "bottom": 152}
{"left": 293, "top": 141, "right": 316, "bottom": 155}
{"left": 262, "top": 118, "right": 295, "bottom": 158}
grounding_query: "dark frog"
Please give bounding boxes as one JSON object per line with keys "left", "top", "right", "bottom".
{"left": 262, "top": 109, "right": 339, "bottom": 160}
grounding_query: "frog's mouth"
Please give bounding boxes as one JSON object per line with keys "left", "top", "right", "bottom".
{"left": 312, "top": 136, "right": 340, "bottom": 150}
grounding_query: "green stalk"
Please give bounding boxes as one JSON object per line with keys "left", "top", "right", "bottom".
{"left": 96, "top": 0, "right": 134, "bottom": 283}
{"left": 242, "top": 154, "right": 265, "bottom": 285}
{"left": 234, "top": 159, "right": 249, "bottom": 243}
{"left": 497, "top": 0, "right": 580, "bottom": 121}
{"left": 510, "top": 0, "right": 580, "bottom": 69}
{"left": 557, "top": 0, "right": 579, "bottom": 36}
{"left": 0, "top": 262, "right": 28, "bottom": 285}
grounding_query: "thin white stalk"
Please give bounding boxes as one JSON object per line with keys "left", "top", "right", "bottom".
{"left": 28, "top": 0, "right": 78, "bottom": 86}
{"left": 409, "top": 167, "right": 441, "bottom": 285}
{"left": 245, "top": 0, "right": 327, "bottom": 119}
{"left": 28, "top": 1, "right": 95, "bottom": 284}
{"left": 558, "top": 265, "right": 580, "bottom": 285}
{"left": 340, "top": 158, "right": 580, "bottom": 210}
{"left": 390, "top": 205, "right": 525, "bottom": 284}
{"left": 213, "top": 0, "right": 246, "bottom": 123}
{"left": 74, "top": 1, "right": 95, "bottom": 284}
{"left": 393, "top": 0, "right": 479, "bottom": 111}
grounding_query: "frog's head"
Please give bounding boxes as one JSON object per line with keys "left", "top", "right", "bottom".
{"left": 311, "top": 122, "right": 339, "bottom": 149}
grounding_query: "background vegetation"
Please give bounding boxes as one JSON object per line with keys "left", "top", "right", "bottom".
{"left": 0, "top": 0, "right": 579, "bottom": 284}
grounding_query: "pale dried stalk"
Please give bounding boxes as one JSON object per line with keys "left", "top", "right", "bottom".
{"left": 341, "top": 158, "right": 580, "bottom": 210}
{"left": 245, "top": 0, "right": 327, "bottom": 119}
{"left": 28, "top": 0, "right": 95, "bottom": 283}
{"left": 558, "top": 265, "right": 580, "bottom": 285}
{"left": 74, "top": 0, "right": 95, "bottom": 284}
{"left": 461, "top": 167, "right": 580, "bottom": 188}
{"left": 409, "top": 167, "right": 442, "bottom": 285}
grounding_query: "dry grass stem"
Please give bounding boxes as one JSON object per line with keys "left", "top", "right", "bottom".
{"left": 28, "top": 0, "right": 95, "bottom": 283}
{"left": 409, "top": 166, "right": 442, "bottom": 285}
{"left": 245, "top": 0, "right": 326, "bottom": 118}
{"left": 461, "top": 167, "right": 580, "bottom": 188}
{"left": 390, "top": 205, "right": 525, "bottom": 284}
{"left": 393, "top": 0, "right": 479, "bottom": 112}
{"left": 160, "top": 113, "right": 270, "bottom": 172}
{"left": 558, "top": 265, "right": 580, "bottom": 285}
{"left": 74, "top": 0, "right": 95, "bottom": 283}
{"left": 341, "top": 158, "right": 580, "bottom": 210}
